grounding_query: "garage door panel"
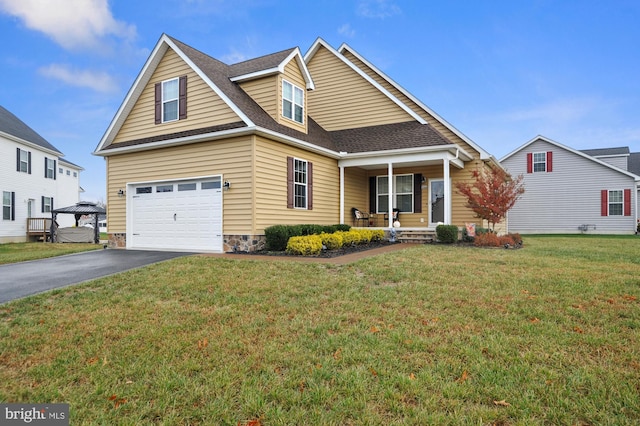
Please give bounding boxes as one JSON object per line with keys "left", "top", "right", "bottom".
{"left": 130, "top": 178, "right": 222, "bottom": 251}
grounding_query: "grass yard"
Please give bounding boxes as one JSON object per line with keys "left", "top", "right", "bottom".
{"left": 1, "top": 236, "right": 639, "bottom": 425}
{"left": 0, "top": 242, "right": 102, "bottom": 265}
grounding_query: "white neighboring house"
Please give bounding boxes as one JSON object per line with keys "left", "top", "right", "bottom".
{"left": 500, "top": 135, "right": 640, "bottom": 234}
{"left": 0, "top": 105, "right": 84, "bottom": 243}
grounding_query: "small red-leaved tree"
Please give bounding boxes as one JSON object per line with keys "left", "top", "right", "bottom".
{"left": 455, "top": 166, "right": 525, "bottom": 232}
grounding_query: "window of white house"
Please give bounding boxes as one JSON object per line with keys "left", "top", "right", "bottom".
{"left": 3, "top": 191, "right": 12, "bottom": 220}
{"left": 66, "top": 170, "right": 70, "bottom": 176}
{"left": 45, "top": 158, "right": 55, "bottom": 179}
{"left": 73, "top": 172, "right": 77, "bottom": 177}
{"left": 282, "top": 80, "right": 304, "bottom": 124}
{"left": 608, "top": 190, "right": 623, "bottom": 216}
{"left": 43, "top": 196, "right": 53, "bottom": 213}
{"left": 162, "top": 78, "right": 179, "bottom": 122}
{"left": 18, "top": 149, "right": 29, "bottom": 173}
{"left": 294, "top": 158, "right": 307, "bottom": 208}
{"left": 59, "top": 167, "right": 63, "bottom": 174}
{"left": 376, "top": 174, "right": 414, "bottom": 213}
{"left": 533, "top": 152, "right": 547, "bottom": 172}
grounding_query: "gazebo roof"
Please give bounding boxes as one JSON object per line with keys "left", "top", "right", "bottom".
{"left": 52, "top": 202, "right": 106, "bottom": 215}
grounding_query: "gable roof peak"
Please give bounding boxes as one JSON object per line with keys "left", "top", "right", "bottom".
{"left": 229, "top": 46, "right": 314, "bottom": 90}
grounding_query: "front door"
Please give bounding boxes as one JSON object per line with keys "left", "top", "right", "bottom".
{"left": 429, "top": 179, "right": 444, "bottom": 226}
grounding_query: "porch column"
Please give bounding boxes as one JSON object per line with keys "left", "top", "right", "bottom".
{"left": 339, "top": 165, "right": 345, "bottom": 224}
{"left": 443, "top": 158, "right": 451, "bottom": 224}
{"left": 388, "top": 162, "right": 394, "bottom": 228}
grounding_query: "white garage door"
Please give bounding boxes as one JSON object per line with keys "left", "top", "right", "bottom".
{"left": 129, "top": 177, "right": 223, "bottom": 251}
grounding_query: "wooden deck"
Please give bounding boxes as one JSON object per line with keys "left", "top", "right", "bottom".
{"left": 27, "top": 217, "right": 53, "bottom": 241}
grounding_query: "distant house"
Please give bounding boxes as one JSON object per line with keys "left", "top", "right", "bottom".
{"left": 94, "top": 34, "right": 502, "bottom": 252}
{"left": 0, "top": 105, "right": 83, "bottom": 243}
{"left": 500, "top": 135, "right": 640, "bottom": 234}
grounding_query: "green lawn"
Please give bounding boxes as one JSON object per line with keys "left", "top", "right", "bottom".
{"left": 0, "top": 242, "right": 102, "bottom": 265}
{"left": 1, "top": 236, "right": 639, "bottom": 425}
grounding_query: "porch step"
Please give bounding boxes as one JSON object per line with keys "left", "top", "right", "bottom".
{"left": 396, "top": 230, "right": 436, "bottom": 244}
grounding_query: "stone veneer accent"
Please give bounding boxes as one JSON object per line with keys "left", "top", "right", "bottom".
{"left": 223, "top": 234, "right": 266, "bottom": 253}
{"left": 108, "top": 233, "right": 127, "bottom": 248}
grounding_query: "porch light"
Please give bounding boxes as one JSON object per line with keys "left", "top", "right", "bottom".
{"left": 117, "top": 189, "right": 125, "bottom": 197}
{"left": 223, "top": 180, "right": 231, "bottom": 191}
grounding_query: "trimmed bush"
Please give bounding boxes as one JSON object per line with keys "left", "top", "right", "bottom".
{"left": 474, "top": 232, "right": 501, "bottom": 247}
{"left": 436, "top": 225, "right": 459, "bottom": 243}
{"left": 264, "top": 225, "right": 294, "bottom": 251}
{"left": 333, "top": 224, "right": 351, "bottom": 232}
{"left": 286, "top": 235, "right": 323, "bottom": 255}
{"left": 321, "top": 232, "right": 343, "bottom": 250}
{"left": 336, "top": 230, "right": 362, "bottom": 246}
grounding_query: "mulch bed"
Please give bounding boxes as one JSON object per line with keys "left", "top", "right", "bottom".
{"left": 235, "top": 240, "right": 400, "bottom": 258}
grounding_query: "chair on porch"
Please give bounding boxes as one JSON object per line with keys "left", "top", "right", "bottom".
{"left": 383, "top": 208, "right": 401, "bottom": 226}
{"left": 351, "top": 208, "right": 370, "bottom": 227}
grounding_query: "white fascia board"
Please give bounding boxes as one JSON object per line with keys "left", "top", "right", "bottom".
{"left": 338, "top": 43, "right": 492, "bottom": 160}
{"left": 230, "top": 48, "right": 315, "bottom": 90}
{"left": 1, "top": 131, "right": 63, "bottom": 156}
{"left": 338, "top": 145, "right": 467, "bottom": 168}
{"left": 502, "top": 135, "right": 640, "bottom": 180}
{"left": 287, "top": 48, "right": 315, "bottom": 90}
{"left": 253, "top": 127, "right": 339, "bottom": 158}
{"left": 94, "top": 34, "right": 254, "bottom": 154}
{"left": 229, "top": 67, "right": 280, "bottom": 82}
{"left": 305, "top": 38, "right": 426, "bottom": 124}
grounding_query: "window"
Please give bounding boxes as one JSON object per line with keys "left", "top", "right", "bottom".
{"left": 16, "top": 148, "right": 30, "bottom": 173}
{"left": 66, "top": 170, "right": 70, "bottom": 176}
{"left": 3, "top": 191, "right": 14, "bottom": 221}
{"left": 527, "top": 151, "right": 553, "bottom": 173}
{"left": 294, "top": 159, "right": 307, "bottom": 208}
{"left": 156, "top": 185, "right": 173, "bottom": 193}
{"left": 608, "top": 190, "right": 623, "bottom": 216}
{"left": 136, "top": 187, "right": 152, "bottom": 194}
{"left": 202, "top": 180, "right": 221, "bottom": 190}
{"left": 73, "top": 172, "right": 77, "bottom": 177}
{"left": 282, "top": 80, "right": 304, "bottom": 124}
{"left": 42, "top": 196, "right": 53, "bottom": 213}
{"left": 59, "top": 167, "right": 63, "bottom": 174}
{"left": 376, "top": 174, "right": 414, "bottom": 213}
{"left": 45, "top": 158, "right": 56, "bottom": 179}
{"left": 162, "top": 78, "right": 179, "bottom": 122}
{"left": 178, "top": 183, "right": 197, "bottom": 191}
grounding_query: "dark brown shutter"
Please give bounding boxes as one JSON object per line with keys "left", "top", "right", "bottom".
{"left": 414, "top": 174, "right": 422, "bottom": 213}
{"left": 154, "top": 82, "right": 162, "bottom": 124}
{"left": 179, "top": 75, "right": 187, "bottom": 120}
{"left": 601, "top": 190, "right": 608, "bottom": 216}
{"left": 287, "top": 156, "right": 294, "bottom": 209}
{"left": 369, "top": 176, "right": 376, "bottom": 213}
{"left": 307, "top": 161, "right": 313, "bottom": 210}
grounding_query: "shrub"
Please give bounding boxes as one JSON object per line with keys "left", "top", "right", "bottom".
{"left": 474, "top": 232, "right": 501, "bottom": 247}
{"left": 321, "top": 232, "right": 343, "bottom": 250}
{"left": 334, "top": 224, "right": 351, "bottom": 232}
{"left": 286, "top": 235, "right": 323, "bottom": 255}
{"left": 264, "top": 225, "right": 294, "bottom": 251}
{"left": 436, "top": 225, "right": 459, "bottom": 243}
{"left": 370, "top": 229, "right": 385, "bottom": 241}
{"left": 336, "top": 230, "right": 363, "bottom": 246}
{"left": 299, "top": 224, "right": 325, "bottom": 236}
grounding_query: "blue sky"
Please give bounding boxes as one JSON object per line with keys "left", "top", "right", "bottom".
{"left": 1, "top": 0, "right": 639, "bottom": 202}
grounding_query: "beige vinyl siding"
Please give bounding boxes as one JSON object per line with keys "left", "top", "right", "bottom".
{"left": 341, "top": 49, "right": 480, "bottom": 159}
{"left": 239, "top": 75, "right": 278, "bottom": 121}
{"left": 254, "top": 136, "right": 339, "bottom": 231}
{"left": 343, "top": 167, "right": 369, "bottom": 225}
{"left": 278, "top": 60, "right": 308, "bottom": 133}
{"left": 112, "top": 48, "right": 241, "bottom": 144}
{"left": 306, "top": 46, "right": 413, "bottom": 131}
{"left": 106, "top": 136, "right": 254, "bottom": 234}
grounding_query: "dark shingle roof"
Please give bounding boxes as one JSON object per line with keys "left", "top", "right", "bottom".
{"left": 228, "top": 48, "right": 297, "bottom": 78}
{"left": 628, "top": 152, "right": 640, "bottom": 176}
{"left": 0, "top": 105, "right": 62, "bottom": 153}
{"left": 581, "top": 147, "right": 630, "bottom": 156}
{"left": 163, "top": 37, "right": 452, "bottom": 155}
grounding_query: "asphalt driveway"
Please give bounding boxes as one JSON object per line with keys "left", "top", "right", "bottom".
{"left": 0, "top": 249, "right": 193, "bottom": 304}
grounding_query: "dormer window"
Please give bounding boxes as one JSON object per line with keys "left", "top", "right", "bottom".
{"left": 282, "top": 80, "right": 304, "bottom": 124}
{"left": 162, "top": 78, "right": 179, "bottom": 122}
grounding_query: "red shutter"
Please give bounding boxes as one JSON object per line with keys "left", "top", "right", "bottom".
{"left": 601, "top": 190, "right": 608, "bottom": 216}
{"left": 624, "top": 189, "right": 631, "bottom": 216}
{"left": 307, "top": 161, "right": 313, "bottom": 210}
{"left": 526, "top": 153, "right": 533, "bottom": 173}
{"left": 154, "top": 82, "right": 162, "bottom": 124}
{"left": 546, "top": 151, "right": 553, "bottom": 172}
{"left": 178, "top": 75, "right": 187, "bottom": 120}
{"left": 287, "top": 156, "right": 294, "bottom": 209}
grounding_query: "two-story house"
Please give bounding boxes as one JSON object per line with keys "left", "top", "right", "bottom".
{"left": 500, "top": 135, "right": 640, "bottom": 234}
{"left": 94, "top": 34, "right": 502, "bottom": 252}
{"left": 1, "top": 105, "right": 83, "bottom": 243}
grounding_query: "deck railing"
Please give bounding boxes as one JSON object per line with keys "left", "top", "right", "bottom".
{"left": 27, "top": 217, "right": 52, "bottom": 241}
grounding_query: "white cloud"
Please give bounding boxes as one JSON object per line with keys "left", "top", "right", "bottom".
{"left": 338, "top": 24, "right": 356, "bottom": 38}
{"left": 357, "top": 0, "right": 401, "bottom": 19}
{"left": 39, "top": 64, "right": 118, "bottom": 93}
{"left": 0, "top": 0, "right": 136, "bottom": 50}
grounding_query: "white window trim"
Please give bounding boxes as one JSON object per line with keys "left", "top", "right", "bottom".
{"left": 608, "top": 189, "right": 624, "bottom": 216}
{"left": 43, "top": 196, "right": 53, "bottom": 213}
{"left": 2, "top": 191, "right": 12, "bottom": 221}
{"left": 293, "top": 157, "right": 308, "bottom": 209}
{"left": 376, "top": 174, "right": 414, "bottom": 214}
{"left": 162, "top": 77, "right": 179, "bottom": 123}
{"left": 45, "top": 158, "right": 55, "bottom": 179}
{"left": 532, "top": 151, "right": 547, "bottom": 173}
{"left": 18, "top": 149, "right": 28, "bottom": 173}
{"left": 282, "top": 79, "right": 304, "bottom": 124}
